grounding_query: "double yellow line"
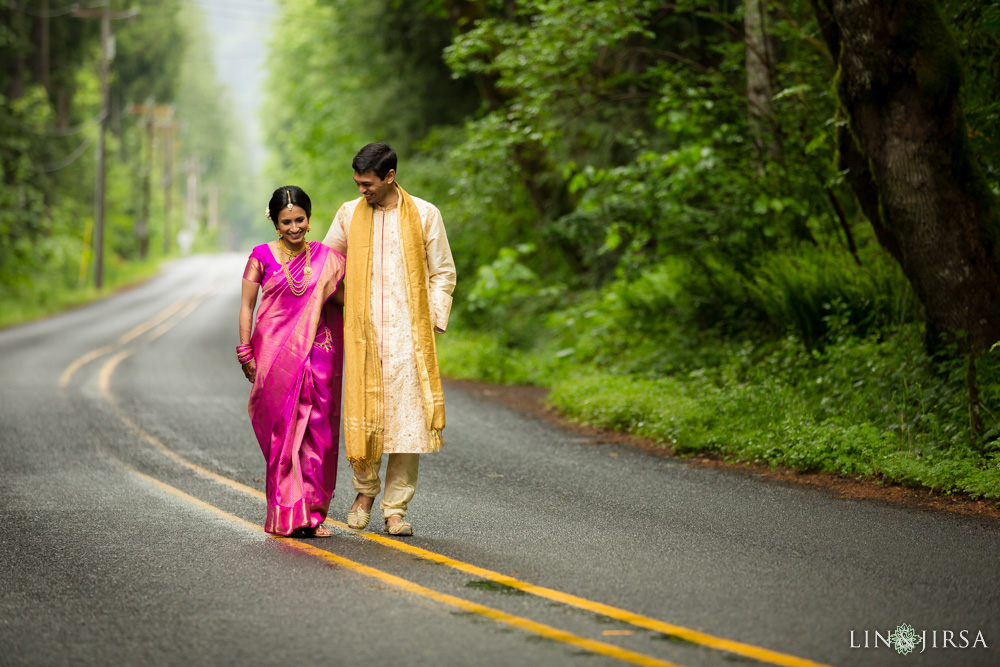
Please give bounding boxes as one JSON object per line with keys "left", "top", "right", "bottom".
{"left": 122, "top": 466, "right": 691, "bottom": 667}
{"left": 60, "top": 289, "right": 213, "bottom": 388}
{"left": 69, "top": 289, "right": 835, "bottom": 667}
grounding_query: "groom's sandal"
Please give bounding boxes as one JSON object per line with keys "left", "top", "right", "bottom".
{"left": 347, "top": 507, "right": 371, "bottom": 530}
{"left": 347, "top": 496, "right": 371, "bottom": 530}
{"left": 384, "top": 517, "right": 413, "bottom": 537}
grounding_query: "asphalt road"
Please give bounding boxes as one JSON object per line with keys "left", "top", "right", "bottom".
{"left": 2, "top": 254, "right": 999, "bottom": 667}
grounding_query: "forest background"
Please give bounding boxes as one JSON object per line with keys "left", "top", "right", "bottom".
{"left": 4, "top": 0, "right": 1000, "bottom": 501}
{"left": 0, "top": 0, "right": 260, "bottom": 325}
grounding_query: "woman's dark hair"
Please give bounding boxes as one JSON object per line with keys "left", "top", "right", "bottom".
{"left": 352, "top": 142, "right": 397, "bottom": 179}
{"left": 267, "top": 185, "right": 312, "bottom": 226}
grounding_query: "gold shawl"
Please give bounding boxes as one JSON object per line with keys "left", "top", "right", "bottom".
{"left": 344, "top": 184, "right": 445, "bottom": 471}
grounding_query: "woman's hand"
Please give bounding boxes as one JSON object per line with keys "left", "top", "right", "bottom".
{"left": 242, "top": 359, "right": 257, "bottom": 384}
{"left": 239, "top": 279, "right": 260, "bottom": 384}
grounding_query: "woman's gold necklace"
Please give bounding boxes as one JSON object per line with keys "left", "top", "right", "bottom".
{"left": 279, "top": 239, "right": 311, "bottom": 296}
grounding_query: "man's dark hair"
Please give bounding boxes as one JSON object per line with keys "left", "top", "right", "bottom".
{"left": 352, "top": 142, "right": 397, "bottom": 180}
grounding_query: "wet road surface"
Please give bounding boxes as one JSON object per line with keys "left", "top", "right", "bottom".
{"left": 2, "top": 255, "right": 999, "bottom": 666}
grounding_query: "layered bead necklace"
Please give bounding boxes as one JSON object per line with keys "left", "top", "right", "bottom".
{"left": 279, "top": 238, "right": 312, "bottom": 296}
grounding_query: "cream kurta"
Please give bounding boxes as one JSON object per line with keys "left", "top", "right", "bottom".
{"left": 324, "top": 194, "right": 456, "bottom": 454}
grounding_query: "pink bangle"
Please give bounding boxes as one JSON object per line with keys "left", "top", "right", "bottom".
{"left": 237, "top": 343, "right": 253, "bottom": 364}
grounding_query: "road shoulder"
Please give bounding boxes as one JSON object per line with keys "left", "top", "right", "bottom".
{"left": 445, "top": 377, "right": 1000, "bottom": 523}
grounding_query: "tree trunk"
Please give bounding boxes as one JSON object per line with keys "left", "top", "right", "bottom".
{"left": 442, "top": 0, "right": 505, "bottom": 110}
{"left": 811, "top": 0, "right": 1000, "bottom": 353}
{"left": 441, "top": 0, "right": 573, "bottom": 223}
{"left": 744, "top": 0, "right": 781, "bottom": 162}
{"left": 8, "top": 7, "right": 26, "bottom": 99}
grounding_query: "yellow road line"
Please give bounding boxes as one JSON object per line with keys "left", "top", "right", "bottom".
{"left": 95, "top": 308, "right": 834, "bottom": 667}
{"left": 98, "top": 350, "right": 265, "bottom": 501}
{"left": 127, "top": 465, "right": 683, "bottom": 667}
{"left": 118, "top": 298, "right": 188, "bottom": 344}
{"left": 147, "top": 294, "right": 210, "bottom": 342}
{"left": 60, "top": 294, "right": 205, "bottom": 387}
{"left": 59, "top": 344, "right": 116, "bottom": 387}
{"left": 340, "top": 532, "right": 831, "bottom": 667}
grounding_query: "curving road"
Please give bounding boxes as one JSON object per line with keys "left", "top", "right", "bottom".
{"left": 1, "top": 255, "right": 998, "bottom": 666}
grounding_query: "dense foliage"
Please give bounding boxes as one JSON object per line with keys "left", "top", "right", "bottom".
{"left": 262, "top": 0, "right": 999, "bottom": 499}
{"left": 0, "top": 0, "right": 258, "bottom": 325}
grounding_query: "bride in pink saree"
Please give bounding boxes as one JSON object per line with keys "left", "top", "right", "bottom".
{"left": 238, "top": 186, "right": 346, "bottom": 537}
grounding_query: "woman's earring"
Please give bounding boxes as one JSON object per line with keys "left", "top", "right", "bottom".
{"left": 305, "top": 225, "right": 311, "bottom": 233}
{"left": 276, "top": 230, "right": 282, "bottom": 238}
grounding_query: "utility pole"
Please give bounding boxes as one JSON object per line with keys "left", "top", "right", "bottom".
{"left": 142, "top": 108, "right": 153, "bottom": 258}
{"left": 185, "top": 156, "right": 200, "bottom": 230}
{"left": 92, "top": 4, "right": 110, "bottom": 288}
{"left": 74, "top": 4, "right": 139, "bottom": 288}
{"left": 40, "top": 0, "right": 50, "bottom": 92}
{"left": 208, "top": 184, "right": 219, "bottom": 231}
{"left": 126, "top": 101, "right": 170, "bottom": 259}
{"left": 175, "top": 156, "right": 200, "bottom": 255}
{"left": 162, "top": 107, "right": 176, "bottom": 254}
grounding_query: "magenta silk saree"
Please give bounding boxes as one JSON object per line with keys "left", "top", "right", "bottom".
{"left": 243, "top": 241, "right": 346, "bottom": 535}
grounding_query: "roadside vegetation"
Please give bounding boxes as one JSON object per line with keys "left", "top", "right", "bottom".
{"left": 1, "top": 1, "right": 260, "bottom": 329}
{"left": 439, "top": 325, "right": 1000, "bottom": 499}
{"left": 265, "top": 0, "right": 1000, "bottom": 501}
{"left": 9, "top": 1, "right": 998, "bottom": 500}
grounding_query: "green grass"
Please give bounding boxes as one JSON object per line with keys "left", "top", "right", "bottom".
{"left": 437, "top": 327, "right": 1000, "bottom": 501}
{"left": 0, "top": 256, "right": 163, "bottom": 330}
{"left": 437, "top": 330, "right": 564, "bottom": 386}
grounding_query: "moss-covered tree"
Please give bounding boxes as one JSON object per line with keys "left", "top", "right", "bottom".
{"left": 811, "top": 0, "right": 1000, "bottom": 354}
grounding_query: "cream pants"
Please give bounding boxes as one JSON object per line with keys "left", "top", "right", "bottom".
{"left": 353, "top": 453, "right": 419, "bottom": 518}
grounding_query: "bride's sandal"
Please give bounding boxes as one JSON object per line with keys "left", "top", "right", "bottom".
{"left": 384, "top": 517, "right": 413, "bottom": 537}
{"left": 290, "top": 525, "right": 333, "bottom": 538}
{"left": 347, "top": 495, "right": 372, "bottom": 530}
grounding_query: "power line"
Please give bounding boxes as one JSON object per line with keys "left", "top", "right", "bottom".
{"left": 177, "top": 8, "right": 274, "bottom": 25}
{"left": 27, "top": 108, "right": 108, "bottom": 136}
{"left": 19, "top": 1, "right": 277, "bottom": 20}
{"left": 30, "top": 134, "right": 95, "bottom": 172}
{"left": 197, "top": 0, "right": 276, "bottom": 12}
{"left": 19, "top": 1, "right": 106, "bottom": 17}
{"left": 179, "top": 55, "right": 266, "bottom": 63}
{"left": 188, "top": 3, "right": 277, "bottom": 16}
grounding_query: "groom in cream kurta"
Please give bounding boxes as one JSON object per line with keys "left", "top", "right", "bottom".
{"left": 323, "top": 142, "right": 455, "bottom": 536}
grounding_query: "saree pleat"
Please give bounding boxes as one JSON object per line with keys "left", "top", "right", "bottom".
{"left": 247, "top": 242, "right": 345, "bottom": 535}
